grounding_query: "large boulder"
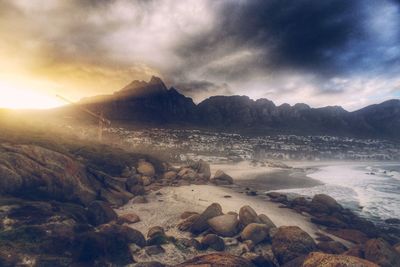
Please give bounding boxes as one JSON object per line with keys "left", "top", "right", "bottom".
{"left": 177, "top": 253, "right": 256, "bottom": 267}
{"left": 190, "top": 203, "right": 223, "bottom": 234}
{"left": 364, "top": 238, "right": 400, "bottom": 267}
{"left": 0, "top": 144, "right": 131, "bottom": 206}
{"left": 137, "top": 160, "right": 156, "bottom": 177}
{"left": 239, "top": 205, "right": 261, "bottom": 226}
{"left": 311, "top": 194, "right": 342, "bottom": 213}
{"left": 208, "top": 214, "right": 239, "bottom": 237}
{"left": 302, "top": 252, "right": 378, "bottom": 267}
{"left": 271, "top": 226, "right": 316, "bottom": 265}
{"left": 241, "top": 223, "right": 270, "bottom": 245}
{"left": 211, "top": 170, "right": 234, "bottom": 185}
{"left": 87, "top": 201, "right": 118, "bottom": 226}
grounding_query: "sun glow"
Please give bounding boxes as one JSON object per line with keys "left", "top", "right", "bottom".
{"left": 0, "top": 80, "right": 64, "bottom": 110}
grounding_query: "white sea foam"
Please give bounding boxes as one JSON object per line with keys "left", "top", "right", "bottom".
{"left": 274, "top": 162, "right": 400, "bottom": 221}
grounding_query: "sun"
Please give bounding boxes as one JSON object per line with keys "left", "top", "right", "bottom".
{"left": 0, "top": 81, "right": 64, "bottom": 110}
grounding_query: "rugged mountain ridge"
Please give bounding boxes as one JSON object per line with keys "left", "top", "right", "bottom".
{"left": 62, "top": 76, "right": 400, "bottom": 139}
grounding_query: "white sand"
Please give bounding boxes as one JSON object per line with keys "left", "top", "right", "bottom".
{"left": 118, "top": 184, "right": 352, "bottom": 265}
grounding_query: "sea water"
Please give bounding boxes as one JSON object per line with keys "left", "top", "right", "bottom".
{"left": 274, "top": 162, "right": 400, "bottom": 222}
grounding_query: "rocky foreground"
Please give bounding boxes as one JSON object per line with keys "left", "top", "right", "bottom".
{"left": 1, "top": 143, "right": 400, "bottom": 266}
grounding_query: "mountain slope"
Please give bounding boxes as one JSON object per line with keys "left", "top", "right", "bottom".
{"left": 57, "top": 77, "right": 400, "bottom": 139}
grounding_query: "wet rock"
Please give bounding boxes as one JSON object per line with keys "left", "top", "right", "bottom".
{"left": 190, "top": 203, "right": 223, "bottom": 234}
{"left": 117, "top": 213, "right": 140, "bottom": 224}
{"left": 145, "top": 245, "right": 165, "bottom": 255}
{"left": 272, "top": 226, "right": 317, "bottom": 265}
{"left": 201, "top": 234, "right": 225, "bottom": 251}
{"left": 258, "top": 214, "right": 276, "bottom": 229}
{"left": 87, "top": 201, "right": 118, "bottom": 226}
{"left": 211, "top": 170, "right": 234, "bottom": 185}
{"left": 327, "top": 229, "right": 369, "bottom": 244}
{"left": 137, "top": 160, "right": 156, "bottom": 177}
{"left": 311, "top": 215, "right": 348, "bottom": 228}
{"left": 364, "top": 238, "right": 400, "bottom": 267}
{"left": 177, "top": 253, "right": 255, "bottom": 267}
{"left": 302, "top": 252, "right": 378, "bottom": 267}
{"left": 241, "top": 223, "right": 270, "bottom": 245}
{"left": 310, "top": 194, "right": 342, "bottom": 213}
{"left": 267, "top": 192, "right": 288, "bottom": 203}
{"left": 385, "top": 218, "right": 400, "bottom": 224}
{"left": 344, "top": 245, "right": 365, "bottom": 258}
{"left": 208, "top": 214, "right": 239, "bottom": 237}
{"left": 239, "top": 205, "right": 261, "bottom": 227}
{"left": 315, "top": 232, "right": 334, "bottom": 242}
{"left": 317, "top": 241, "right": 347, "bottom": 254}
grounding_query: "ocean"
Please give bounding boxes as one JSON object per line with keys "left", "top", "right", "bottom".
{"left": 273, "top": 162, "right": 400, "bottom": 222}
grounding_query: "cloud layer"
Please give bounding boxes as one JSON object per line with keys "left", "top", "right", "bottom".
{"left": 0, "top": 0, "right": 399, "bottom": 109}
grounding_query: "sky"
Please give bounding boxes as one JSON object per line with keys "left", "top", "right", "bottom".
{"left": 0, "top": 0, "right": 399, "bottom": 110}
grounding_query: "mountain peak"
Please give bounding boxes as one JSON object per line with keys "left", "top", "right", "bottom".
{"left": 117, "top": 76, "right": 168, "bottom": 98}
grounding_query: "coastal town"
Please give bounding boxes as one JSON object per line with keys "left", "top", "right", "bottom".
{"left": 104, "top": 127, "right": 400, "bottom": 163}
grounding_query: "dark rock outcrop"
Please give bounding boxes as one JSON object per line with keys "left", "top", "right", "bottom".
{"left": 190, "top": 203, "right": 223, "bottom": 234}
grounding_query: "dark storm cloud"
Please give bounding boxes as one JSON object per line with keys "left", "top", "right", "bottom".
{"left": 175, "top": 0, "right": 400, "bottom": 80}
{"left": 0, "top": 0, "right": 399, "bottom": 109}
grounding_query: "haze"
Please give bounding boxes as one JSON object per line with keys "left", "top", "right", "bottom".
{"left": 0, "top": 0, "right": 399, "bottom": 110}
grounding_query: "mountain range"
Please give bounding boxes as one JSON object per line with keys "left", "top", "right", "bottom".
{"left": 59, "top": 76, "right": 400, "bottom": 140}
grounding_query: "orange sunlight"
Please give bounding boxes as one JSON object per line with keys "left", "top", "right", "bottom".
{"left": 0, "top": 80, "right": 64, "bottom": 110}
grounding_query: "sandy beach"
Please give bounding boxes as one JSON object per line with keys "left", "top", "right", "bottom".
{"left": 117, "top": 180, "right": 351, "bottom": 264}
